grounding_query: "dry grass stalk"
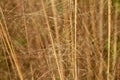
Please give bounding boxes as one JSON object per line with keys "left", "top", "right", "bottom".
{"left": 107, "top": 0, "right": 112, "bottom": 80}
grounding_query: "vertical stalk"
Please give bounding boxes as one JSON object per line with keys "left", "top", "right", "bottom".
{"left": 74, "top": 0, "right": 78, "bottom": 80}
{"left": 112, "top": 1, "right": 118, "bottom": 80}
{"left": 21, "top": 1, "right": 34, "bottom": 79}
{"left": 0, "top": 8, "right": 23, "bottom": 80}
{"left": 50, "top": 0, "right": 64, "bottom": 80}
{"left": 50, "top": 0, "right": 59, "bottom": 42}
{"left": 69, "top": 0, "right": 74, "bottom": 78}
{"left": 99, "top": 0, "right": 104, "bottom": 79}
{"left": 107, "top": 0, "right": 112, "bottom": 80}
{"left": 41, "top": 0, "right": 63, "bottom": 80}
